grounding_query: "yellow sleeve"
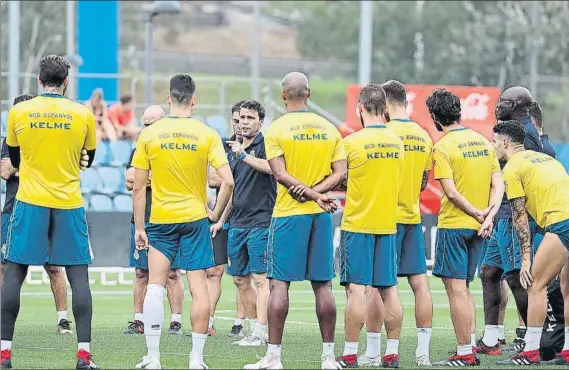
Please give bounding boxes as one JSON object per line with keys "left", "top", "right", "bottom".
{"left": 5, "top": 108, "right": 18, "bottom": 147}
{"left": 332, "top": 134, "right": 347, "bottom": 162}
{"left": 131, "top": 131, "right": 150, "bottom": 170}
{"left": 433, "top": 146, "right": 453, "bottom": 179}
{"left": 490, "top": 147, "right": 501, "bottom": 173}
{"left": 503, "top": 163, "right": 525, "bottom": 200}
{"left": 425, "top": 138, "right": 434, "bottom": 171}
{"left": 83, "top": 110, "right": 97, "bottom": 151}
{"left": 345, "top": 137, "right": 364, "bottom": 170}
{"left": 264, "top": 126, "right": 283, "bottom": 161}
{"left": 208, "top": 134, "right": 229, "bottom": 169}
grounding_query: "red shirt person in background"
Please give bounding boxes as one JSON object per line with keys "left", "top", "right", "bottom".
{"left": 107, "top": 94, "right": 142, "bottom": 142}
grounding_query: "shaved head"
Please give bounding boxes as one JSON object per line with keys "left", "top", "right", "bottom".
{"left": 281, "top": 72, "right": 310, "bottom": 101}
{"left": 496, "top": 86, "right": 534, "bottom": 121}
{"left": 142, "top": 105, "right": 165, "bottom": 126}
{"left": 501, "top": 86, "right": 533, "bottom": 106}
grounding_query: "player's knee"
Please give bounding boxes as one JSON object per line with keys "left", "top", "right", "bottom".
{"left": 252, "top": 273, "right": 267, "bottom": 290}
{"left": 346, "top": 283, "right": 366, "bottom": 301}
{"left": 206, "top": 265, "right": 224, "bottom": 280}
{"left": 481, "top": 265, "right": 502, "bottom": 283}
{"left": 442, "top": 278, "right": 467, "bottom": 297}
{"left": 44, "top": 264, "right": 62, "bottom": 277}
{"left": 233, "top": 275, "right": 252, "bottom": 288}
{"left": 135, "top": 268, "right": 149, "bottom": 283}
{"left": 167, "top": 269, "right": 180, "bottom": 282}
{"left": 408, "top": 274, "right": 430, "bottom": 295}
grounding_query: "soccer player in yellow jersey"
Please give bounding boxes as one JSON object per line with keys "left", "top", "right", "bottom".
{"left": 131, "top": 74, "right": 234, "bottom": 370}
{"left": 244, "top": 72, "right": 347, "bottom": 370}
{"left": 334, "top": 84, "right": 404, "bottom": 369}
{"left": 359, "top": 80, "right": 434, "bottom": 367}
{"left": 426, "top": 89, "right": 504, "bottom": 367}
{"left": 492, "top": 120, "right": 569, "bottom": 366}
{"left": 1, "top": 55, "right": 99, "bottom": 370}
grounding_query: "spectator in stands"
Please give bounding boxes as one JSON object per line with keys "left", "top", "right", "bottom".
{"left": 107, "top": 94, "right": 141, "bottom": 142}
{"left": 85, "top": 88, "right": 117, "bottom": 142}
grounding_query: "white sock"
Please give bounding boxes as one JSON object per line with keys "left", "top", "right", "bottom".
{"left": 267, "top": 344, "right": 282, "bottom": 357}
{"left": 255, "top": 322, "right": 267, "bottom": 335}
{"left": 234, "top": 318, "right": 245, "bottom": 326}
{"left": 471, "top": 333, "right": 476, "bottom": 347}
{"left": 343, "top": 341, "right": 358, "bottom": 356}
{"left": 482, "top": 325, "right": 499, "bottom": 347}
{"left": 416, "top": 328, "right": 432, "bottom": 358}
{"left": 498, "top": 325, "right": 505, "bottom": 340}
{"left": 457, "top": 344, "right": 472, "bottom": 356}
{"left": 1, "top": 341, "right": 12, "bottom": 351}
{"left": 208, "top": 316, "right": 214, "bottom": 330}
{"left": 57, "top": 310, "right": 68, "bottom": 322}
{"left": 78, "top": 342, "right": 90, "bottom": 352}
{"left": 190, "top": 332, "right": 207, "bottom": 364}
{"left": 134, "top": 313, "right": 144, "bottom": 322}
{"left": 171, "top": 313, "right": 182, "bottom": 324}
{"left": 523, "top": 327, "right": 543, "bottom": 352}
{"left": 563, "top": 327, "right": 569, "bottom": 351}
{"left": 250, "top": 318, "right": 257, "bottom": 334}
{"left": 385, "top": 339, "right": 399, "bottom": 356}
{"left": 366, "top": 332, "right": 382, "bottom": 359}
{"left": 144, "top": 284, "right": 165, "bottom": 359}
{"left": 323, "top": 342, "right": 335, "bottom": 357}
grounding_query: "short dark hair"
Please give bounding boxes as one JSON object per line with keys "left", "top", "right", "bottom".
{"left": 169, "top": 74, "right": 196, "bottom": 105}
{"left": 493, "top": 120, "right": 526, "bottom": 145}
{"left": 358, "top": 83, "right": 387, "bottom": 116}
{"left": 528, "top": 101, "right": 543, "bottom": 128}
{"left": 119, "top": 94, "right": 133, "bottom": 105}
{"left": 13, "top": 93, "right": 34, "bottom": 106}
{"left": 239, "top": 100, "right": 265, "bottom": 121}
{"left": 381, "top": 80, "right": 407, "bottom": 106}
{"left": 39, "top": 55, "right": 70, "bottom": 88}
{"left": 231, "top": 100, "right": 245, "bottom": 115}
{"left": 426, "top": 89, "right": 462, "bottom": 126}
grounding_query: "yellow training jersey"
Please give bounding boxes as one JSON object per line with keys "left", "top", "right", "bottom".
{"left": 503, "top": 150, "right": 569, "bottom": 228}
{"left": 264, "top": 111, "right": 345, "bottom": 217}
{"left": 433, "top": 127, "right": 500, "bottom": 230}
{"left": 386, "top": 119, "right": 433, "bottom": 224}
{"left": 5, "top": 93, "right": 97, "bottom": 209}
{"left": 131, "top": 116, "right": 228, "bottom": 224}
{"left": 341, "top": 125, "right": 404, "bottom": 234}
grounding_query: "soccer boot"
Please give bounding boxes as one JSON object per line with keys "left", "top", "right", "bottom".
{"left": 415, "top": 355, "right": 431, "bottom": 366}
{"left": 76, "top": 350, "right": 100, "bottom": 370}
{"left": 432, "top": 353, "right": 480, "bottom": 366}
{"left": 335, "top": 354, "right": 357, "bottom": 368}
{"left": 473, "top": 339, "right": 501, "bottom": 355}
{"left": 135, "top": 356, "right": 161, "bottom": 369}
{"left": 543, "top": 350, "right": 569, "bottom": 365}
{"left": 57, "top": 319, "right": 74, "bottom": 334}
{"left": 189, "top": 360, "right": 209, "bottom": 369}
{"left": 381, "top": 354, "right": 400, "bottom": 368}
{"left": 497, "top": 349, "right": 540, "bottom": 366}
{"left": 498, "top": 338, "right": 507, "bottom": 346}
{"left": 235, "top": 332, "right": 267, "bottom": 347}
{"left": 124, "top": 320, "right": 144, "bottom": 334}
{"left": 243, "top": 354, "right": 284, "bottom": 369}
{"left": 228, "top": 324, "right": 246, "bottom": 340}
{"left": 1, "top": 349, "right": 12, "bottom": 369}
{"left": 357, "top": 353, "right": 381, "bottom": 367}
{"left": 322, "top": 355, "right": 342, "bottom": 369}
{"left": 168, "top": 321, "right": 182, "bottom": 335}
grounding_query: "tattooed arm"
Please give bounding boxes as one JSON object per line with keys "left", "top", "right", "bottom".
{"left": 511, "top": 197, "right": 531, "bottom": 261}
{"left": 420, "top": 170, "right": 430, "bottom": 191}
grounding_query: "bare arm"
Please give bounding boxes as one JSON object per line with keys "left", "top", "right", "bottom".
{"left": 486, "top": 171, "right": 505, "bottom": 219}
{"left": 218, "top": 194, "right": 233, "bottom": 224}
{"left": 211, "top": 164, "right": 234, "bottom": 222}
{"left": 242, "top": 155, "right": 273, "bottom": 175}
{"left": 133, "top": 168, "right": 149, "bottom": 231}
{"left": 1, "top": 157, "right": 17, "bottom": 180}
{"left": 207, "top": 166, "right": 222, "bottom": 189}
{"left": 269, "top": 156, "right": 321, "bottom": 202}
{"left": 439, "top": 178, "right": 484, "bottom": 222}
{"left": 312, "top": 160, "right": 348, "bottom": 194}
{"left": 511, "top": 196, "right": 532, "bottom": 262}
{"left": 125, "top": 167, "right": 135, "bottom": 191}
{"left": 420, "top": 170, "right": 430, "bottom": 192}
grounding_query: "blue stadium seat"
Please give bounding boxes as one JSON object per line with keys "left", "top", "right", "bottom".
{"left": 93, "top": 141, "right": 111, "bottom": 166}
{"left": 207, "top": 115, "right": 228, "bottom": 138}
{"left": 110, "top": 140, "right": 132, "bottom": 166}
{"left": 89, "top": 194, "right": 113, "bottom": 211}
{"left": 113, "top": 194, "right": 132, "bottom": 212}
{"left": 97, "top": 166, "right": 123, "bottom": 194}
{"left": 80, "top": 168, "right": 102, "bottom": 194}
{"left": 1, "top": 111, "right": 8, "bottom": 134}
{"left": 1, "top": 193, "right": 5, "bottom": 209}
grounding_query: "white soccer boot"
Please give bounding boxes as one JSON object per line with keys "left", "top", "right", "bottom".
{"left": 243, "top": 354, "right": 283, "bottom": 369}
{"left": 135, "top": 356, "right": 161, "bottom": 369}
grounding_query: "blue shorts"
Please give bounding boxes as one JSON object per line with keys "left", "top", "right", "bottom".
{"left": 477, "top": 243, "right": 507, "bottom": 280}
{"left": 339, "top": 231, "right": 397, "bottom": 287}
{"left": 5, "top": 200, "right": 92, "bottom": 266}
{"left": 146, "top": 217, "right": 214, "bottom": 271}
{"left": 227, "top": 227, "right": 268, "bottom": 276}
{"left": 129, "top": 223, "right": 180, "bottom": 270}
{"left": 545, "top": 219, "right": 569, "bottom": 251}
{"left": 433, "top": 228, "right": 484, "bottom": 282}
{"left": 267, "top": 213, "right": 334, "bottom": 282}
{"left": 1, "top": 214, "right": 9, "bottom": 263}
{"left": 395, "top": 223, "right": 427, "bottom": 276}
{"left": 482, "top": 218, "right": 521, "bottom": 274}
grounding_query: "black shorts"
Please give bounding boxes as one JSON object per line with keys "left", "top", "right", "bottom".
{"left": 212, "top": 228, "right": 228, "bottom": 266}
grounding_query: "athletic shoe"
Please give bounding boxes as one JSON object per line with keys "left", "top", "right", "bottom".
{"left": 168, "top": 321, "right": 182, "bottom": 335}
{"left": 322, "top": 355, "right": 341, "bottom": 369}
{"left": 124, "top": 320, "right": 144, "bottom": 334}
{"left": 228, "top": 324, "right": 246, "bottom": 340}
{"left": 243, "top": 354, "right": 283, "bottom": 369}
{"left": 498, "top": 338, "right": 507, "bottom": 346}
{"left": 432, "top": 353, "right": 480, "bottom": 366}
{"left": 543, "top": 350, "right": 569, "bottom": 365}
{"left": 357, "top": 354, "right": 381, "bottom": 367}
{"left": 415, "top": 355, "right": 431, "bottom": 366}
{"left": 497, "top": 350, "right": 540, "bottom": 366}
{"left": 509, "top": 340, "right": 525, "bottom": 354}
{"left": 235, "top": 333, "right": 267, "bottom": 347}
{"left": 1, "top": 349, "right": 12, "bottom": 369}
{"left": 336, "top": 354, "right": 357, "bottom": 368}
{"left": 57, "top": 319, "right": 74, "bottom": 334}
{"left": 207, "top": 326, "right": 216, "bottom": 337}
{"left": 135, "top": 355, "right": 161, "bottom": 369}
{"left": 381, "top": 354, "right": 400, "bottom": 368}
{"left": 76, "top": 350, "right": 100, "bottom": 370}
{"left": 189, "top": 360, "right": 209, "bottom": 369}
{"left": 473, "top": 339, "right": 501, "bottom": 355}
